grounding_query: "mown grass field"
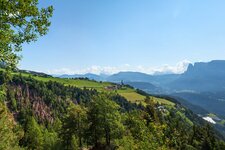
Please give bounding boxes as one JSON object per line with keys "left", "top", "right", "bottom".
{"left": 118, "top": 90, "right": 146, "bottom": 102}
{"left": 152, "top": 97, "right": 175, "bottom": 106}
{"left": 116, "top": 87, "right": 174, "bottom": 106}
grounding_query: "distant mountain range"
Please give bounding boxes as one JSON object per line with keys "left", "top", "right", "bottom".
{"left": 58, "top": 73, "right": 108, "bottom": 81}
{"left": 169, "top": 60, "right": 225, "bottom": 92}
{"left": 57, "top": 60, "right": 225, "bottom": 93}
{"left": 57, "top": 60, "right": 225, "bottom": 90}
{"left": 56, "top": 60, "right": 225, "bottom": 118}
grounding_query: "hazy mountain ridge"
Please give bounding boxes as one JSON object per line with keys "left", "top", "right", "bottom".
{"left": 58, "top": 73, "right": 108, "bottom": 81}
{"left": 169, "top": 60, "right": 225, "bottom": 92}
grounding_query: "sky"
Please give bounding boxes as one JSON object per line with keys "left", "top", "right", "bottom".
{"left": 19, "top": 0, "right": 225, "bottom": 75}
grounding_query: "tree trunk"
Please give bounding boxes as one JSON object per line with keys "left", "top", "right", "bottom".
{"left": 105, "top": 127, "right": 110, "bottom": 146}
{"left": 78, "top": 113, "right": 82, "bottom": 148}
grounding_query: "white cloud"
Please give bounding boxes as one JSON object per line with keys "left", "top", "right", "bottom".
{"left": 46, "top": 60, "right": 191, "bottom": 75}
{"left": 152, "top": 60, "right": 191, "bottom": 75}
{"left": 46, "top": 68, "right": 77, "bottom": 75}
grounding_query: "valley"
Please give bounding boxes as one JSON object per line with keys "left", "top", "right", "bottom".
{"left": 1, "top": 68, "right": 224, "bottom": 149}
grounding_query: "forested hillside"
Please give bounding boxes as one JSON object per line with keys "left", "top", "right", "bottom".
{"left": 0, "top": 70, "right": 225, "bottom": 150}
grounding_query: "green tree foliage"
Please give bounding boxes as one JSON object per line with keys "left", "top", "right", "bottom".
{"left": 0, "top": 0, "right": 53, "bottom": 69}
{"left": 43, "top": 129, "right": 60, "bottom": 150}
{"left": 60, "top": 103, "right": 87, "bottom": 149}
{"left": 124, "top": 110, "right": 164, "bottom": 149}
{"left": 0, "top": 101, "right": 23, "bottom": 150}
{"left": 145, "top": 97, "right": 160, "bottom": 123}
{"left": 87, "top": 94, "right": 124, "bottom": 148}
{"left": 22, "top": 116, "right": 44, "bottom": 149}
{"left": 0, "top": 2, "right": 53, "bottom": 148}
{"left": 189, "top": 124, "right": 217, "bottom": 150}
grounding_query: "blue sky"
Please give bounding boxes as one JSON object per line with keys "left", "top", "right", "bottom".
{"left": 20, "top": 0, "right": 225, "bottom": 75}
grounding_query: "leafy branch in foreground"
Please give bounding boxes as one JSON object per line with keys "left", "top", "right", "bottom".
{"left": 0, "top": 0, "right": 53, "bottom": 69}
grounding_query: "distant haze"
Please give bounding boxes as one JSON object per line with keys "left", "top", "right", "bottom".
{"left": 37, "top": 60, "right": 191, "bottom": 75}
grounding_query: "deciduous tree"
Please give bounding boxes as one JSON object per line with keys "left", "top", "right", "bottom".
{"left": 0, "top": 0, "right": 53, "bottom": 69}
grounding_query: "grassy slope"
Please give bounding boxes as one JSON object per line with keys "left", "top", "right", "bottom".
{"left": 15, "top": 72, "right": 111, "bottom": 89}
{"left": 13, "top": 71, "right": 174, "bottom": 106}
{"left": 153, "top": 97, "right": 175, "bottom": 106}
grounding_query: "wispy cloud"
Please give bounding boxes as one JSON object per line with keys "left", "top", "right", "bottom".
{"left": 45, "top": 60, "right": 191, "bottom": 75}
